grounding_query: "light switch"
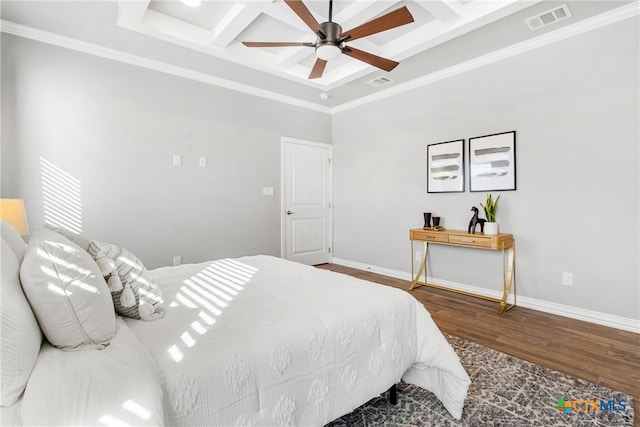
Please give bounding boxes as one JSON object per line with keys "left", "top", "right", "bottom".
{"left": 263, "top": 187, "right": 274, "bottom": 196}
{"left": 173, "top": 155, "right": 181, "bottom": 167}
{"left": 199, "top": 156, "right": 207, "bottom": 167}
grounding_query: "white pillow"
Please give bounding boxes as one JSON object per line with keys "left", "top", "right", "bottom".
{"left": 0, "top": 239, "right": 42, "bottom": 407}
{"left": 88, "top": 241, "right": 164, "bottom": 321}
{"left": 21, "top": 318, "right": 164, "bottom": 426}
{"left": 20, "top": 228, "right": 116, "bottom": 350}
{"left": 43, "top": 224, "right": 90, "bottom": 251}
{"left": 0, "top": 220, "right": 27, "bottom": 262}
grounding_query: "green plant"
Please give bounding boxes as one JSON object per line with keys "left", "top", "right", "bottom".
{"left": 480, "top": 193, "right": 500, "bottom": 222}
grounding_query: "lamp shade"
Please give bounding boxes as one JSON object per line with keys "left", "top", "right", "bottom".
{"left": 0, "top": 199, "right": 29, "bottom": 236}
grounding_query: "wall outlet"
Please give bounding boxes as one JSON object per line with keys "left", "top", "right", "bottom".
{"left": 562, "top": 272, "right": 573, "bottom": 286}
{"left": 173, "top": 256, "right": 182, "bottom": 266}
{"left": 199, "top": 156, "right": 207, "bottom": 167}
{"left": 415, "top": 251, "right": 422, "bottom": 261}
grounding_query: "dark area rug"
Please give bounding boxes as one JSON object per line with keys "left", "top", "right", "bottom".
{"left": 328, "top": 335, "right": 634, "bottom": 426}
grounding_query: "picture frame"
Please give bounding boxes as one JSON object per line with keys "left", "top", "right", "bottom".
{"left": 427, "top": 139, "right": 465, "bottom": 193}
{"left": 469, "top": 131, "right": 516, "bottom": 192}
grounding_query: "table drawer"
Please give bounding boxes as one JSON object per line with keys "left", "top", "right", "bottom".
{"left": 448, "top": 234, "right": 492, "bottom": 248}
{"left": 412, "top": 230, "right": 449, "bottom": 243}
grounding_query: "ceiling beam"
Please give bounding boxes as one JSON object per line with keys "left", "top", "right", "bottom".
{"left": 210, "top": 0, "right": 272, "bottom": 47}
{"left": 262, "top": 1, "right": 318, "bottom": 34}
{"left": 117, "top": 0, "right": 150, "bottom": 27}
{"left": 141, "top": 9, "right": 211, "bottom": 45}
{"left": 414, "top": 0, "right": 463, "bottom": 24}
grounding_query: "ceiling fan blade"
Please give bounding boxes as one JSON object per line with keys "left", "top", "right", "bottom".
{"left": 343, "top": 46, "right": 399, "bottom": 72}
{"left": 284, "top": 0, "right": 324, "bottom": 37}
{"left": 242, "top": 42, "right": 310, "bottom": 47}
{"left": 309, "top": 59, "right": 327, "bottom": 79}
{"left": 341, "top": 6, "right": 414, "bottom": 42}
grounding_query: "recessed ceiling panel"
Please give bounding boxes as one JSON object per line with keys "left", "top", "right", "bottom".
{"left": 237, "top": 12, "right": 310, "bottom": 43}
{"left": 148, "top": 0, "right": 232, "bottom": 30}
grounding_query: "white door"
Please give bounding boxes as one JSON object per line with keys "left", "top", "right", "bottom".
{"left": 281, "top": 138, "right": 332, "bottom": 265}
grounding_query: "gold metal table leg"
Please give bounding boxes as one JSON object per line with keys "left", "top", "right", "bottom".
{"left": 409, "top": 242, "right": 428, "bottom": 290}
{"left": 497, "top": 242, "right": 516, "bottom": 314}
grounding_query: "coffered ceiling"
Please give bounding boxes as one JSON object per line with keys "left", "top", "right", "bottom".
{"left": 117, "top": 0, "right": 538, "bottom": 89}
{"left": 1, "top": 1, "right": 636, "bottom": 108}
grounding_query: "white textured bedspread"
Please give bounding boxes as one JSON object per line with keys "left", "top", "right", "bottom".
{"left": 127, "top": 255, "right": 470, "bottom": 426}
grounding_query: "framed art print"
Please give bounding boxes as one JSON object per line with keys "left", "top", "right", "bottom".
{"left": 469, "top": 131, "right": 516, "bottom": 192}
{"left": 427, "top": 139, "right": 464, "bottom": 193}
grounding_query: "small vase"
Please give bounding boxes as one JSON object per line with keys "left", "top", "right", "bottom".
{"left": 423, "top": 212, "right": 431, "bottom": 228}
{"left": 484, "top": 222, "right": 499, "bottom": 235}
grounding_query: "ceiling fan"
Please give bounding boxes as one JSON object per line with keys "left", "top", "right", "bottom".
{"left": 242, "top": 0, "right": 415, "bottom": 79}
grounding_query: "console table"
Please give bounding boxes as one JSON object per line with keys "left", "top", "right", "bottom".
{"left": 409, "top": 228, "right": 516, "bottom": 314}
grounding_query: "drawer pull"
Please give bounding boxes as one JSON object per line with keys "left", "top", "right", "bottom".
{"left": 462, "top": 238, "right": 474, "bottom": 242}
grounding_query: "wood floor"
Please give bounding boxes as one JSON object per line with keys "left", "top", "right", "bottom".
{"left": 317, "top": 263, "right": 640, "bottom": 424}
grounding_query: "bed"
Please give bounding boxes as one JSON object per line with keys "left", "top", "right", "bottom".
{"left": 1, "top": 221, "right": 470, "bottom": 426}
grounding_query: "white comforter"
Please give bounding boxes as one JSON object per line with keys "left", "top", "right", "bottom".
{"left": 125, "top": 255, "right": 470, "bottom": 426}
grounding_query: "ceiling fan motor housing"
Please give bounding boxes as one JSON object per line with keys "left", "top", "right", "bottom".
{"left": 315, "top": 21, "right": 343, "bottom": 60}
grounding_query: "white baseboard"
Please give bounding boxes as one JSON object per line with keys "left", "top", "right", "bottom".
{"left": 332, "top": 257, "right": 640, "bottom": 334}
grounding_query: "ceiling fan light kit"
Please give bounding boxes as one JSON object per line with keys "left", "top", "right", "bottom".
{"left": 242, "top": 0, "right": 414, "bottom": 80}
{"left": 316, "top": 44, "right": 341, "bottom": 61}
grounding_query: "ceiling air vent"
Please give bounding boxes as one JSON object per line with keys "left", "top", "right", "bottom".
{"left": 367, "top": 76, "right": 394, "bottom": 87}
{"left": 525, "top": 4, "right": 571, "bottom": 31}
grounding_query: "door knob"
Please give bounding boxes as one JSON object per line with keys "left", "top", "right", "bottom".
{"left": 287, "top": 210, "right": 295, "bottom": 215}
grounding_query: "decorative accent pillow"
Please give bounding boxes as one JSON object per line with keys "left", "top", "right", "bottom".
{"left": 1, "top": 219, "right": 27, "bottom": 262}
{"left": 0, "top": 239, "right": 42, "bottom": 407}
{"left": 88, "top": 241, "right": 164, "bottom": 321}
{"left": 19, "top": 228, "right": 116, "bottom": 350}
{"left": 43, "top": 224, "right": 91, "bottom": 251}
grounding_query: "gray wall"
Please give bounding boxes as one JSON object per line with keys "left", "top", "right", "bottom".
{"left": 1, "top": 34, "right": 331, "bottom": 268}
{"left": 332, "top": 17, "right": 639, "bottom": 320}
{"left": 1, "top": 17, "right": 638, "bottom": 323}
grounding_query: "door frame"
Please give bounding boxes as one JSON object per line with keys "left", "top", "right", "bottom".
{"left": 280, "top": 136, "right": 333, "bottom": 262}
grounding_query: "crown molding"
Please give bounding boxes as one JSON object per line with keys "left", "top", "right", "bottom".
{"left": 331, "top": 1, "right": 640, "bottom": 114}
{"left": 0, "top": 19, "right": 332, "bottom": 114}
